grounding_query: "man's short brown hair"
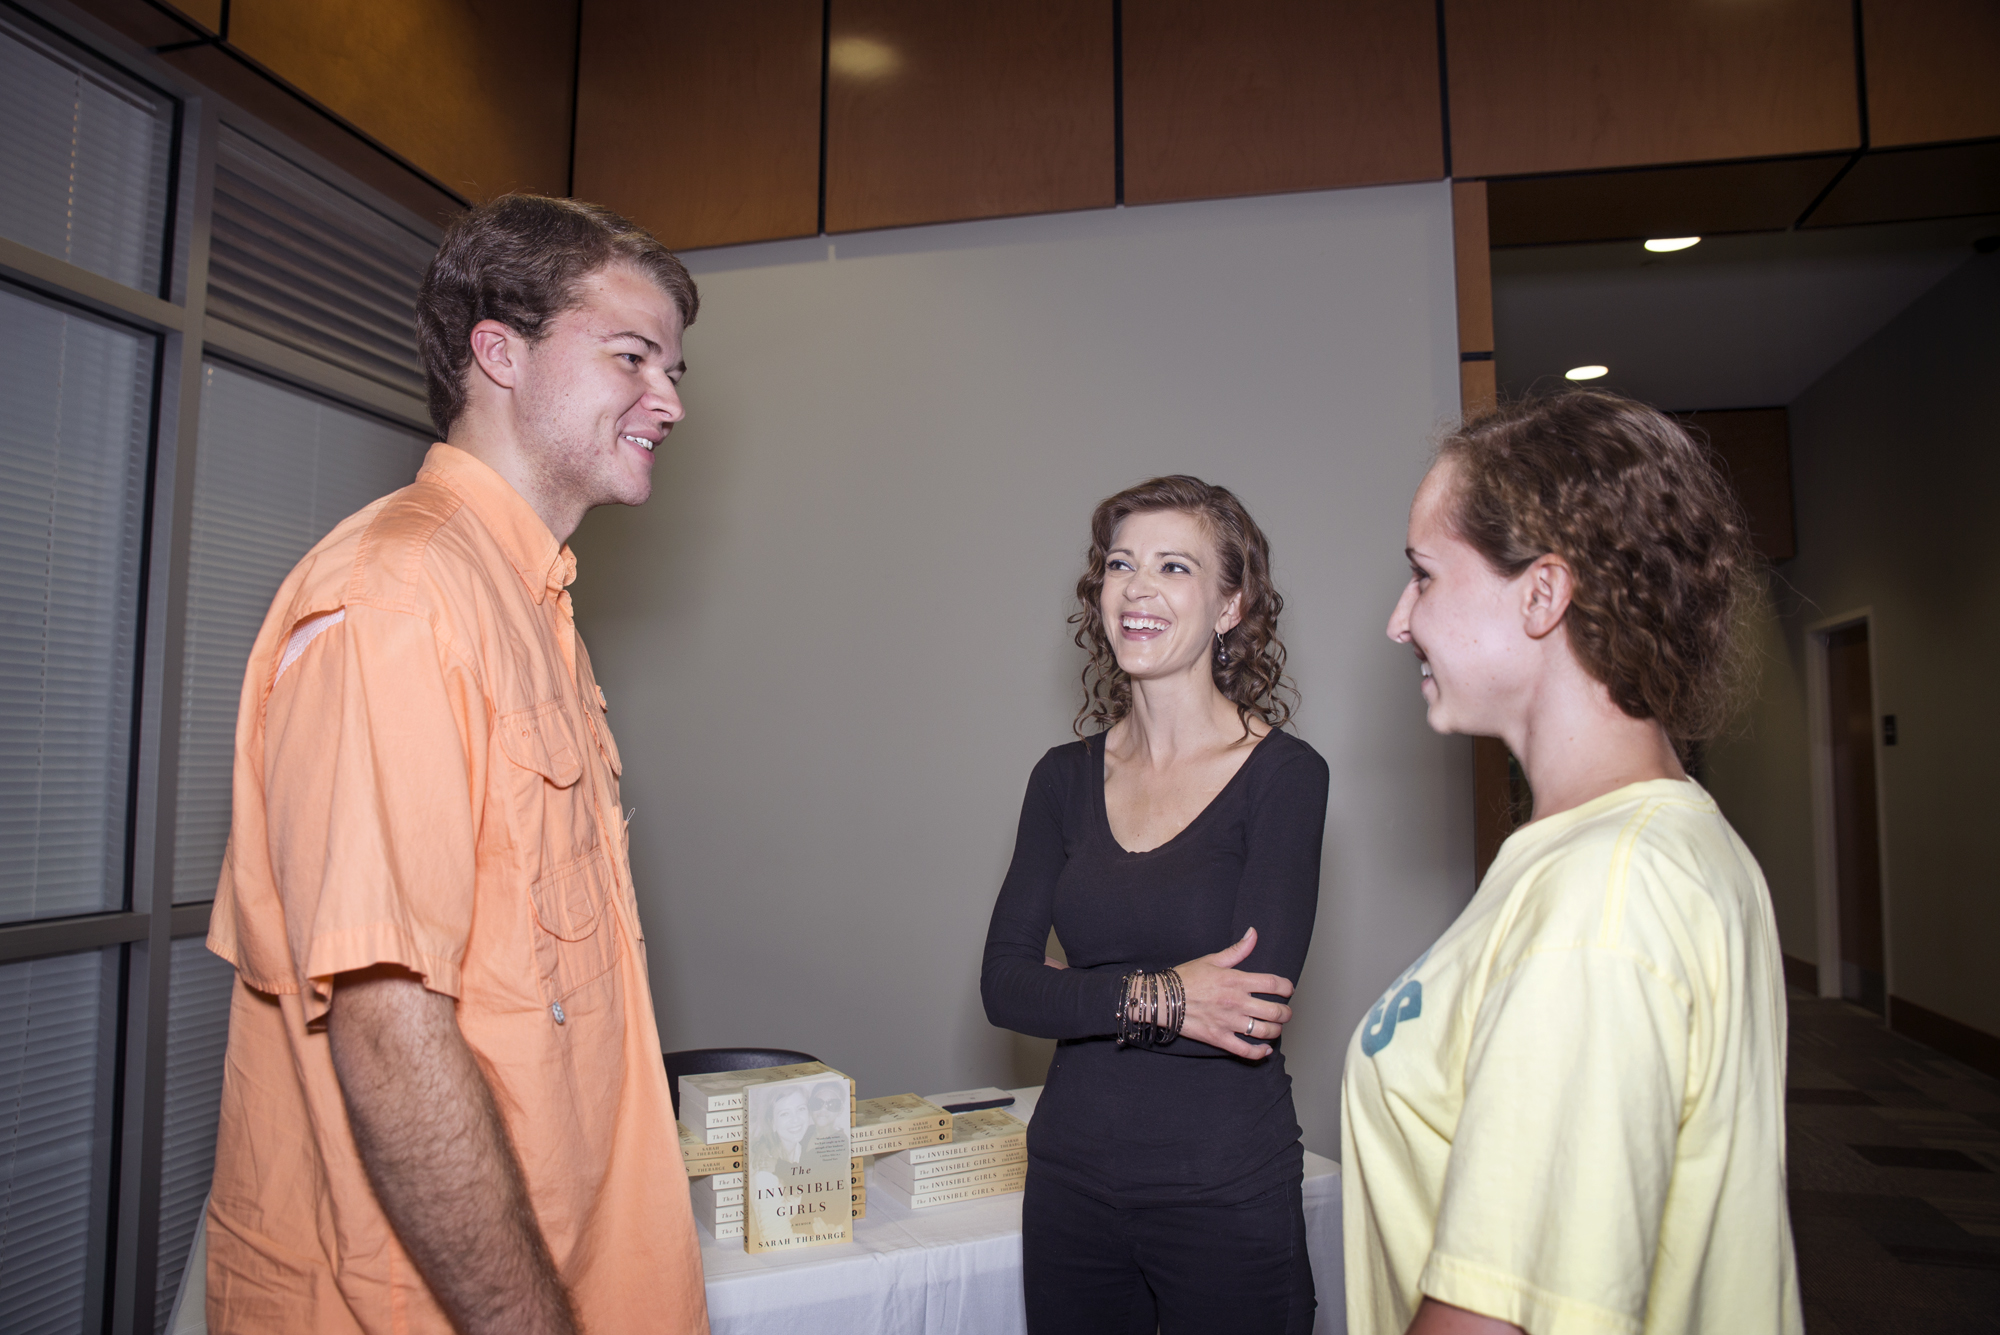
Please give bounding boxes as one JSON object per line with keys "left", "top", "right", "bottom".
{"left": 416, "top": 194, "right": 699, "bottom": 435}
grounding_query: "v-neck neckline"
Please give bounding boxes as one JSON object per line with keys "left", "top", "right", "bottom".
{"left": 1091, "top": 728, "right": 1276, "bottom": 857}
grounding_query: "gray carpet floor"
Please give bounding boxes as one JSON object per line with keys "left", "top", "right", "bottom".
{"left": 1787, "top": 992, "right": 2000, "bottom": 1331}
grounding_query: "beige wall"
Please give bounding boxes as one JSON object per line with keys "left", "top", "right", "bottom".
{"left": 569, "top": 184, "right": 1468, "bottom": 1159}
{"left": 1705, "top": 251, "right": 2000, "bottom": 1037}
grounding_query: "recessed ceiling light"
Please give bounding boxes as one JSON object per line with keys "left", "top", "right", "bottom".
{"left": 1644, "top": 236, "right": 1701, "bottom": 253}
{"left": 1565, "top": 365, "right": 1609, "bottom": 381}
{"left": 829, "top": 35, "right": 899, "bottom": 79}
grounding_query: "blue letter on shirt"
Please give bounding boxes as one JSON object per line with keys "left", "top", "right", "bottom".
{"left": 1360, "top": 979, "right": 1423, "bottom": 1057}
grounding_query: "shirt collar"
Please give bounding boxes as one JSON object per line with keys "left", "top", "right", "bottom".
{"left": 418, "top": 443, "right": 574, "bottom": 604}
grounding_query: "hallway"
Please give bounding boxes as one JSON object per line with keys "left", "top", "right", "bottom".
{"left": 1788, "top": 993, "right": 2000, "bottom": 1330}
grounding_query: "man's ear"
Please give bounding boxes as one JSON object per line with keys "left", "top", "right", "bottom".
{"left": 1521, "top": 554, "right": 1573, "bottom": 640}
{"left": 467, "top": 319, "right": 523, "bottom": 391}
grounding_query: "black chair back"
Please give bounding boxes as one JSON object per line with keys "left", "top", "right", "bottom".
{"left": 663, "top": 1047, "right": 818, "bottom": 1120}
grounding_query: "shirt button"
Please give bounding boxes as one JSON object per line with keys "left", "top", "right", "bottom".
{"left": 551, "top": 1002, "right": 566, "bottom": 1025}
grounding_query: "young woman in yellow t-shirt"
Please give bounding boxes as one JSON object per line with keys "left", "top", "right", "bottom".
{"left": 1343, "top": 391, "right": 1803, "bottom": 1335}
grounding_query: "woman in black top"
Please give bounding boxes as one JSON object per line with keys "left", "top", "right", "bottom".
{"left": 982, "top": 475, "right": 1329, "bottom": 1335}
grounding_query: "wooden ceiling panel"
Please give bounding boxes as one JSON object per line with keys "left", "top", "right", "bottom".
{"left": 825, "top": 0, "right": 1114, "bottom": 233}
{"left": 229, "top": 0, "right": 578, "bottom": 200}
{"left": 1862, "top": 0, "right": 2000, "bottom": 148}
{"left": 1488, "top": 156, "right": 1849, "bottom": 247}
{"left": 1122, "top": 0, "right": 1442, "bottom": 205}
{"left": 1446, "top": 0, "right": 1860, "bottom": 179}
{"left": 1804, "top": 141, "right": 2000, "bottom": 229}
{"left": 574, "top": 0, "right": 821, "bottom": 251}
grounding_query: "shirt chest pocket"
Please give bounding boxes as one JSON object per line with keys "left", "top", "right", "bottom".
{"left": 497, "top": 700, "right": 618, "bottom": 1003}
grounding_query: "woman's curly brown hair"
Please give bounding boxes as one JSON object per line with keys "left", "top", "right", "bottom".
{"left": 1437, "top": 391, "right": 1761, "bottom": 744}
{"left": 1071, "top": 475, "right": 1297, "bottom": 737}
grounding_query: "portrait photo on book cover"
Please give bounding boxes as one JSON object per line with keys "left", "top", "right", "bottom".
{"left": 748, "top": 1076, "right": 852, "bottom": 1246}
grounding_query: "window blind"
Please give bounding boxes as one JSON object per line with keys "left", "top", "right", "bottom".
{"left": 173, "top": 363, "right": 429, "bottom": 903}
{"left": 0, "top": 8, "right": 173, "bottom": 293}
{"left": 0, "top": 948, "right": 117, "bottom": 1333}
{"left": 205, "top": 125, "right": 437, "bottom": 404}
{"left": 0, "top": 283, "right": 153, "bottom": 924}
{"left": 153, "top": 938, "right": 236, "bottom": 1331}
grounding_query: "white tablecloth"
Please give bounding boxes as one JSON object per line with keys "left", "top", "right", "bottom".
{"left": 701, "top": 1085, "right": 1345, "bottom": 1335}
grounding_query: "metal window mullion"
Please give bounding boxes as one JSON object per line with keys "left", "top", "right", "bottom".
{"left": 109, "top": 91, "right": 217, "bottom": 1335}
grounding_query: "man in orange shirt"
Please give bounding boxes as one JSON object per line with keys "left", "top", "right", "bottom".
{"left": 205, "top": 195, "right": 708, "bottom": 1334}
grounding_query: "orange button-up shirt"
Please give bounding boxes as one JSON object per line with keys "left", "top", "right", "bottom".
{"left": 205, "top": 443, "right": 707, "bottom": 1334}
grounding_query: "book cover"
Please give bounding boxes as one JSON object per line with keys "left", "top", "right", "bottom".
{"left": 892, "top": 1108, "right": 1027, "bottom": 1166}
{"left": 744, "top": 1073, "right": 852, "bottom": 1253}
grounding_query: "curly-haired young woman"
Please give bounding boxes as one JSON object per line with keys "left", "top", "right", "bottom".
{"left": 1345, "top": 392, "right": 1802, "bottom": 1335}
{"left": 982, "top": 476, "right": 1330, "bottom": 1335}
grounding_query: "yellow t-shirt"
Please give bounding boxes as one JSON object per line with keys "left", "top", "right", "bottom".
{"left": 1341, "top": 779, "right": 1802, "bottom": 1335}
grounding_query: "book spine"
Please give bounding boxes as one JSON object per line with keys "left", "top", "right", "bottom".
{"left": 700, "top": 1108, "right": 746, "bottom": 1129}
{"left": 898, "top": 1135, "right": 1027, "bottom": 1166}
{"left": 880, "top": 1162, "right": 1025, "bottom": 1196}
{"left": 684, "top": 1090, "right": 747, "bottom": 1114}
{"left": 875, "top": 1143, "right": 1026, "bottom": 1185}
{"left": 697, "top": 1217, "right": 744, "bottom": 1240}
{"left": 880, "top": 1175, "right": 1027, "bottom": 1209}
{"left": 851, "top": 1126, "right": 954, "bottom": 1156}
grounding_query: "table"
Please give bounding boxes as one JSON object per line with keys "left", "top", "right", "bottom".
{"left": 701, "top": 1085, "right": 1346, "bottom": 1335}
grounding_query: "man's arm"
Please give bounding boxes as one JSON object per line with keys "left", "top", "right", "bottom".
{"left": 327, "top": 965, "right": 580, "bottom": 1335}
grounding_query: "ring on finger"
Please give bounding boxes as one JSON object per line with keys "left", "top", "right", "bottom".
{"left": 1245, "top": 1017, "right": 1258, "bottom": 1039}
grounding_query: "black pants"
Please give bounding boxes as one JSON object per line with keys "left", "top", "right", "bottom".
{"left": 1021, "top": 1168, "right": 1316, "bottom": 1335}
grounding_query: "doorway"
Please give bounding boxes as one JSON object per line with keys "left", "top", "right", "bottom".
{"left": 1822, "top": 620, "right": 1886, "bottom": 1013}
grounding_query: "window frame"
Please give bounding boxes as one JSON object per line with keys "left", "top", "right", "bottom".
{"left": 0, "top": 3, "right": 442, "bottom": 1328}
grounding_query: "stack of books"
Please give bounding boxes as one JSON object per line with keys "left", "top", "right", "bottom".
{"left": 678, "top": 1060, "right": 854, "bottom": 1147}
{"left": 873, "top": 1108, "right": 1027, "bottom": 1209}
{"left": 691, "top": 1169, "right": 746, "bottom": 1239}
{"left": 849, "top": 1094, "right": 953, "bottom": 1157}
{"left": 851, "top": 1156, "right": 867, "bottom": 1221}
{"left": 678, "top": 1120, "right": 745, "bottom": 1180}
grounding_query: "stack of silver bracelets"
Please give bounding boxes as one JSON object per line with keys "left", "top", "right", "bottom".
{"left": 1114, "top": 967, "right": 1186, "bottom": 1047}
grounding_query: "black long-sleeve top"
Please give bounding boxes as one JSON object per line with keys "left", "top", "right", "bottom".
{"left": 980, "top": 728, "right": 1330, "bottom": 1207}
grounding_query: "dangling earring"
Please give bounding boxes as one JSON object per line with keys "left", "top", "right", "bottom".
{"left": 1214, "top": 631, "right": 1229, "bottom": 668}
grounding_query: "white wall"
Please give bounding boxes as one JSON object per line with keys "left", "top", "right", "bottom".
{"left": 570, "top": 184, "right": 1469, "bottom": 1158}
{"left": 1705, "top": 251, "right": 2000, "bottom": 1038}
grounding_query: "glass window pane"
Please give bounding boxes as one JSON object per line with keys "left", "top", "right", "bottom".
{"left": 208, "top": 125, "right": 436, "bottom": 402}
{"left": 0, "top": 283, "right": 153, "bottom": 924}
{"left": 154, "top": 937, "right": 236, "bottom": 1331}
{"left": 0, "top": 948, "right": 119, "bottom": 1332}
{"left": 174, "top": 364, "right": 428, "bottom": 903}
{"left": 0, "top": 9, "right": 174, "bottom": 293}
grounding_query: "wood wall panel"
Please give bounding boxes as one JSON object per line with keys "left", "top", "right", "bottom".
{"left": 1862, "top": 0, "right": 2000, "bottom": 148}
{"left": 574, "top": 0, "right": 820, "bottom": 251}
{"left": 1121, "top": 0, "right": 1442, "bottom": 205}
{"left": 1685, "top": 409, "right": 1796, "bottom": 563}
{"left": 1446, "top": 0, "right": 1860, "bottom": 179}
{"left": 825, "top": 0, "right": 1114, "bottom": 233}
{"left": 1454, "top": 181, "right": 1510, "bottom": 884}
{"left": 229, "top": 0, "right": 578, "bottom": 200}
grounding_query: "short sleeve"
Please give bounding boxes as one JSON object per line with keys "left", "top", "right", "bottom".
{"left": 1422, "top": 944, "right": 1691, "bottom": 1335}
{"left": 261, "top": 600, "right": 485, "bottom": 1021}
